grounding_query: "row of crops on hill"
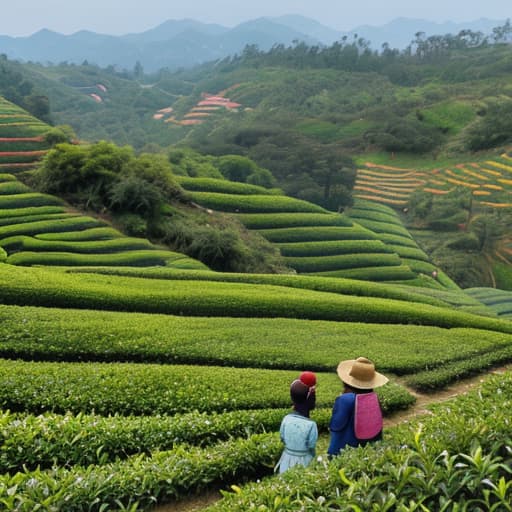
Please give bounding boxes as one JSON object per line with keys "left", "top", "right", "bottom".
{"left": 182, "top": 178, "right": 436, "bottom": 284}
{"left": 4, "top": 263, "right": 512, "bottom": 333}
{"left": 0, "top": 174, "right": 206, "bottom": 269}
{"left": 466, "top": 287, "right": 512, "bottom": 320}
{"left": 0, "top": 97, "right": 51, "bottom": 173}
{"left": 355, "top": 154, "right": 512, "bottom": 210}
{"left": 347, "top": 198, "right": 459, "bottom": 288}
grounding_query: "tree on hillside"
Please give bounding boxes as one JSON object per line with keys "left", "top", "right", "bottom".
{"left": 216, "top": 155, "right": 257, "bottom": 182}
{"left": 465, "top": 99, "right": 512, "bottom": 150}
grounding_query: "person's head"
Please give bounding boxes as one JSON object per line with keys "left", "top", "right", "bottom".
{"left": 336, "top": 357, "right": 388, "bottom": 392}
{"left": 290, "top": 377, "right": 316, "bottom": 416}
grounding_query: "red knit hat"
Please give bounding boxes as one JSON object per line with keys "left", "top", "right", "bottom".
{"left": 299, "top": 371, "right": 317, "bottom": 387}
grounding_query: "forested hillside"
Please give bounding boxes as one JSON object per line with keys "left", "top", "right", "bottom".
{"left": 1, "top": 20, "right": 512, "bottom": 290}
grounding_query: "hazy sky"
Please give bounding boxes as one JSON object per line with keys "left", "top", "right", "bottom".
{"left": 1, "top": 0, "right": 510, "bottom": 36}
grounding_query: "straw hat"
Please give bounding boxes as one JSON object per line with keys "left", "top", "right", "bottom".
{"left": 337, "top": 357, "right": 388, "bottom": 389}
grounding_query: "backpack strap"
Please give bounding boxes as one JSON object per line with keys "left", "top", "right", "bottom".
{"left": 354, "top": 392, "right": 383, "bottom": 440}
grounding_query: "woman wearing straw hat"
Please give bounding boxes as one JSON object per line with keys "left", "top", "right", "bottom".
{"left": 275, "top": 373, "right": 318, "bottom": 474}
{"left": 328, "top": 357, "right": 388, "bottom": 457}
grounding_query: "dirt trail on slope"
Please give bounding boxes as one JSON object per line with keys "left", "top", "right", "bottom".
{"left": 384, "top": 364, "right": 510, "bottom": 427}
{"left": 152, "top": 365, "right": 512, "bottom": 512}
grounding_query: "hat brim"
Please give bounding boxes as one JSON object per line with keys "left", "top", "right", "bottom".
{"left": 337, "top": 359, "right": 389, "bottom": 389}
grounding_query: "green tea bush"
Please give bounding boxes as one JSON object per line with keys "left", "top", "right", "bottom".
{"left": 400, "top": 257, "right": 437, "bottom": 274}
{"left": 0, "top": 205, "right": 66, "bottom": 219}
{"left": 0, "top": 153, "right": 45, "bottom": 164}
{"left": 0, "top": 192, "right": 64, "bottom": 209}
{"left": 0, "top": 216, "right": 103, "bottom": 239}
{"left": 352, "top": 218, "right": 412, "bottom": 237}
{"left": 187, "top": 191, "right": 327, "bottom": 213}
{"left": 406, "top": 344, "right": 512, "bottom": 390}
{"left": 257, "top": 225, "right": 375, "bottom": 243}
{"left": 7, "top": 250, "right": 203, "bottom": 268}
{"left": 0, "top": 359, "right": 412, "bottom": 416}
{"left": 284, "top": 253, "right": 402, "bottom": 273}
{"left": 309, "top": 265, "right": 417, "bottom": 281}
{"left": 0, "top": 173, "right": 16, "bottom": 182}
{"left": 177, "top": 176, "right": 281, "bottom": 195}
{"left": 235, "top": 212, "right": 351, "bottom": 229}
{"left": 36, "top": 226, "right": 124, "bottom": 241}
{"left": 4, "top": 304, "right": 511, "bottom": 375}
{"left": 377, "top": 232, "right": 420, "bottom": 248}
{"left": 0, "top": 407, "right": 332, "bottom": 472}
{"left": 0, "top": 433, "right": 283, "bottom": 511}
{"left": 69, "top": 266, "right": 451, "bottom": 306}
{"left": 0, "top": 140, "right": 47, "bottom": 152}
{"left": 0, "top": 235, "right": 155, "bottom": 254}
{"left": 276, "top": 239, "right": 393, "bottom": 257}
{"left": 0, "top": 181, "right": 31, "bottom": 195}
{"left": 384, "top": 244, "right": 431, "bottom": 261}
{"left": 2, "top": 265, "right": 512, "bottom": 332}
{"left": 0, "top": 213, "right": 80, "bottom": 228}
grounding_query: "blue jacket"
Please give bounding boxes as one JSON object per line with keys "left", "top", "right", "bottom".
{"left": 327, "top": 393, "right": 358, "bottom": 455}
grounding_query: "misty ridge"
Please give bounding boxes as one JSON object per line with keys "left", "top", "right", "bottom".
{"left": 0, "top": 15, "right": 506, "bottom": 72}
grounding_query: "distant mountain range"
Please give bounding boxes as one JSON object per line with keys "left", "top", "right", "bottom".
{"left": 0, "top": 15, "right": 506, "bottom": 72}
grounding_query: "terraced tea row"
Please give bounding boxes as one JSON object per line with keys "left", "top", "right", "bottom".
{"left": 181, "top": 178, "right": 421, "bottom": 283}
{"left": 0, "top": 97, "right": 51, "bottom": 172}
{"left": 355, "top": 156, "right": 512, "bottom": 210}
{"left": 3, "top": 264, "right": 511, "bottom": 331}
{"left": 1, "top": 303, "right": 510, "bottom": 381}
{"left": 465, "top": 287, "right": 512, "bottom": 319}
{"left": 0, "top": 408, "right": 330, "bottom": 472}
{"left": 0, "top": 358, "right": 412, "bottom": 416}
{"left": 347, "top": 198, "right": 456, "bottom": 286}
{"left": 0, "top": 175, "right": 206, "bottom": 269}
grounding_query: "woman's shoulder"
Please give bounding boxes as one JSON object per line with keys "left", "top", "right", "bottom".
{"left": 335, "top": 393, "right": 356, "bottom": 405}
{"left": 285, "top": 412, "right": 316, "bottom": 423}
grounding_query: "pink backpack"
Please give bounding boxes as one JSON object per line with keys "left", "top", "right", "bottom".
{"left": 354, "top": 392, "right": 383, "bottom": 440}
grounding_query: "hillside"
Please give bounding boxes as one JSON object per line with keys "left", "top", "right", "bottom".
{"left": 0, "top": 97, "right": 512, "bottom": 512}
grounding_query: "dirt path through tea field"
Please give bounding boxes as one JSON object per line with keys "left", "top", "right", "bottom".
{"left": 152, "top": 365, "right": 511, "bottom": 512}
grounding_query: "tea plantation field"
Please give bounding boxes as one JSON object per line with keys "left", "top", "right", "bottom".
{"left": 0, "top": 97, "right": 512, "bottom": 510}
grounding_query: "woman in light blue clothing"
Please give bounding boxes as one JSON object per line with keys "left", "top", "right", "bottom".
{"left": 275, "top": 376, "right": 318, "bottom": 474}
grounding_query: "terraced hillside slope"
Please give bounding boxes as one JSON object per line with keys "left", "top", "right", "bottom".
{"left": 355, "top": 152, "right": 512, "bottom": 210}
{"left": 178, "top": 175, "right": 437, "bottom": 285}
{"left": 2, "top": 178, "right": 512, "bottom": 509}
{"left": 0, "top": 173, "right": 207, "bottom": 269}
{"left": 0, "top": 97, "right": 52, "bottom": 174}
{"left": 466, "top": 287, "right": 512, "bottom": 320}
{"left": 346, "top": 198, "right": 458, "bottom": 288}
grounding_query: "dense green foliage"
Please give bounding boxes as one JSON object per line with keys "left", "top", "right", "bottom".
{"left": 0, "top": 358, "right": 411, "bottom": 416}
{"left": 29, "top": 142, "right": 287, "bottom": 272}
{"left": 3, "top": 264, "right": 512, "bottom": 331}
{"left": 0, "top": 56, "right": 51, "bottom": 123}
{"left": 0, "top": 408, "right": 331, "bottom": 472}
{"left": 205, "top": 371, "right": 512, "bottom": 511}
{"left": 3, "top": 303, "right": 510, "bottom": 372}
